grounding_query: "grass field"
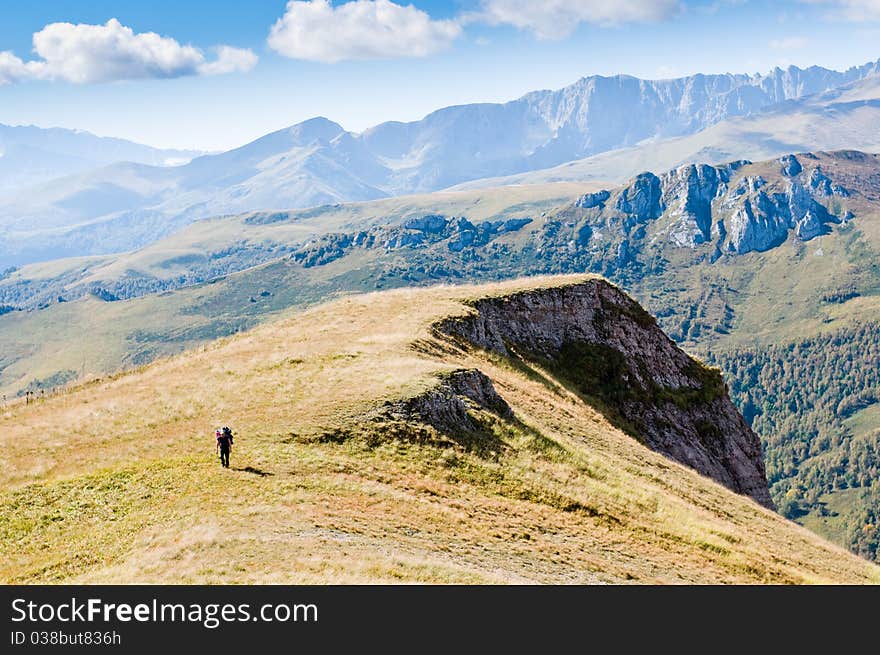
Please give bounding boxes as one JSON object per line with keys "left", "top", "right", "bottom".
{"left": 2, "top": 276, "right": 878, "bottom": 584}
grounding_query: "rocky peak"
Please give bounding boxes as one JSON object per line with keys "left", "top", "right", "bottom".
{"left": 435, "top": 279, "right": 774, "bottom": 507}
{"left": 726, "top": 174, "right": 765, "bottom": 200}
{"left": 575, "top": 189, "right": 611, "bottom": 209}
{"left": 662, "top": 163, "right": 732, "bottom": 247}
{"left": 614, "top": 173, "right": 663, "bottom": 221}
{"left": 780, "top": 153, "right": 803, "bottom": 177}
{"left": 403, "top": 214, "right": 448, "bottom": 233}
{"left": 557, "top": 151, "right": 859, "bottom": 265}
{"left": 721, "top": 157, "right": 850, "bottom": 254}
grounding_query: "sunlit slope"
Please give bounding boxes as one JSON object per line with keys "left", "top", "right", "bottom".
{"left": 0, "top": 180, "right": 591, "bottom": 307}
{"left": 2, "top": 276, "right": 877, "bottom": 584}
{"left": 452, "top": 75, "right": 880, "bottom": 189}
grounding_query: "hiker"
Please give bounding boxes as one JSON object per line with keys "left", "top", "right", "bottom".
{"left": 216, "top": 426, "right": 234, "bottom": 468}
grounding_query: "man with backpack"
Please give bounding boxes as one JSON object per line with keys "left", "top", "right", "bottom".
{"left": 216, "top": 426, "right": 234, "bottom": 468}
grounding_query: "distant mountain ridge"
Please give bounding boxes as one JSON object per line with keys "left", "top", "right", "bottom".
{"left": 2, "top": 58, "right": 879, "bottom": 266}
{"left": 3, "top": 150, "right": 875, "bottom": 319}
{"left": 453, "top": 73, "right": 880, "bottom": 189}
{"left": 367, "top": 58, "right": 880, "bottom": 192}
{"left": 0, "top": 123, "right": 200, "bottom": 195}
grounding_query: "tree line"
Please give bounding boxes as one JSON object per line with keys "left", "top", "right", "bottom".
{"left": 707, "top": 322, "right": 880, "bottom": 561}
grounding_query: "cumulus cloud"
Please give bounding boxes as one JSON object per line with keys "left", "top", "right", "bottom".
{"left": 197, "top": 45, "right": 260, "bottom": 76}
{"left": 475, "top": 0, "right": 682, "bottom": 40}
{"left": 267, "top": 0, "right": 462, "bottom": 63}
{"left": 0, "top": 18, "right": 257, "bottom": 85}
{"left": 0, "top": 51, "right": 34, "bottom": 85}
{"left": 801, "top": 0, "right": 880, "bottom": 20}
{"left": 30, "top": 19, "right": 205, "bottom": 83}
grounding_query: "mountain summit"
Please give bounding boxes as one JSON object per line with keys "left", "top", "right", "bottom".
{"left": 3, "top": 59, "right": 880, "bottom": 267}
{"left": 0, "top": 123, "right": 199, "bottom": 195}
{"left": 366, "top": 59, "right": 880, "bottom": 192}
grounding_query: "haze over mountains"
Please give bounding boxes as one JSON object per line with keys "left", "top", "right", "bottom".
{"left": 454, "top": 73, "right": 880, "bottom": 189}
{"left": 3, "top": 48, "right": 880, "bottom": 570}
{"left": 0, "top": 123, "right": 200, "bottom": 195}
{"left": 2, "top": 58, "right": 880, "bottom": 267}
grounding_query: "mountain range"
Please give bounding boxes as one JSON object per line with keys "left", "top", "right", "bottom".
{"left": 453, "top": 73, "right": 880, "bottom": 189}
{"left": 0, "top": 122, "right": 199, "bottom": 195}
{"left": 3, "top": 54, "right": 880, "bottom": 571}
{"left": 2, "top": 58, "right": 879, "bottom": 267}
{"left": 2, "top": 148, "right": 879, "bottom": 564}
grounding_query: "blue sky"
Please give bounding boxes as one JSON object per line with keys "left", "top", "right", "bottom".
{"left": 0, "top": 0, "right": 878, "bottom": 151}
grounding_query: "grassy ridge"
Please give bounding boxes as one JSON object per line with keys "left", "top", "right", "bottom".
{"left": 2, "top": 152, "right": 879, "bottom": 564}
{"left": 2, "top": 277, "right": 878, "bottom": 584}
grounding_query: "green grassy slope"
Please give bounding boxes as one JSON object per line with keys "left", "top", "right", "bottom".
{"left": 0, "top": 181, "right": 594, "bottom": 309}
{"left": 2, "top": 151, "right": 878, "bottom": 563}
{"left": 3, "top": 277, "right": 878, "bottom": 584}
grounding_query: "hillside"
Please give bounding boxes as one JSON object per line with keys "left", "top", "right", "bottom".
{"left": 6, "top": 150, "right": 871, "bottom": 352}
{"left": 1, "top": 150, "right": 878, "bottom": 562}
{"left": 2, "top": 276, "right": 877, "bottom": 584}
{"left": 0, "top": 181, "right": 594, "bottom": 309}
{"left": 3, "top": 60, "right": 878, "bottom": 267}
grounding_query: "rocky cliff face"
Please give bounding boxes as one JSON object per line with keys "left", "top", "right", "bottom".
{"left": 555, "top": 151, "right": 863, "bottom": 269}
{"left": 366, "top": 59, "right": 880, "bottom": 192}
{"left": 434, "top": 279, "right": 774, "bottom": 508}
{"left": 381, "top": 368, "right": 513, "bottom": 435}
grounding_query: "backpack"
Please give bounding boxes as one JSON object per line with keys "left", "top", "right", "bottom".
{"left": 222, "top": 427, "right": 234, "bottom": 446}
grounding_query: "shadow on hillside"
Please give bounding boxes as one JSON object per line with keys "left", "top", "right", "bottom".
{"left": 503, "top": 347, "right": 645, "bottom": 443}
{"left": 235, "top": 466, "right": 274, "bottom": 477}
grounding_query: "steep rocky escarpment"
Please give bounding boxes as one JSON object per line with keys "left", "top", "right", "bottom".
{"left": 435, "top": 279, "right": 774, "bottom": 508}
{"left": 552, "top": 151, "right": 869, "bottom": 265}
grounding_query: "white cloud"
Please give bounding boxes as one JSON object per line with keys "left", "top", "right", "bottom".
{"left": 0, "top": 18, "right": 257, "bottom": 85}
{"left": 801, "top": 0, "right": 880, "bottom": 20}
{"left": 475, "top": 0, "right": 681, "bottom": 40}
{"left": 267, "top": 0, "right": 462, "bottom": 63}
{"left": 769, "top": 36, "right": 810, "bottom": 49}
{"left": 0, "top": 51, "right": 33, "bottom": 85}
{"left": 197, "top": 46, "right": 260, "bottom": 76}
{"left": 31, "top": 19, "right": 205, "bottom": 83}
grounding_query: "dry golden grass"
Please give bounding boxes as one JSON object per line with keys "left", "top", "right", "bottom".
{"left": 2, "top": 274, "right": 878, "bottom": 584}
